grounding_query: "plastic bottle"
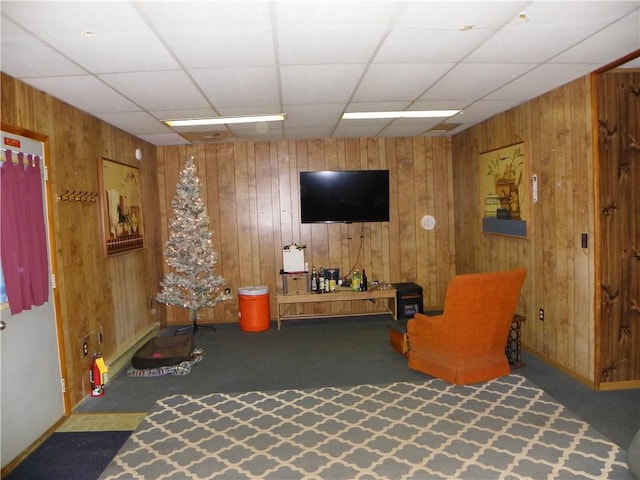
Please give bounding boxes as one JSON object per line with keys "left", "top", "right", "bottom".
{"left": 352, "top": 270, "right": 361, "bottom": 291}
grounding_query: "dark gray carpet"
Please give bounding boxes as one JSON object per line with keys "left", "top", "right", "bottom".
{"left": 76, "top": 315, "right": 640, "bottom": 450}
{"left": 77, "top": 316, "right": 427, "bottom": 413}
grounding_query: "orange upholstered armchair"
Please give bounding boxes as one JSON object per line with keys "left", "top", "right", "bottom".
{"left": 407, "top": 268, "right": 527, "bottom": 385}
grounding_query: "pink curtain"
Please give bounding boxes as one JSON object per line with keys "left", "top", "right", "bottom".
{"left": 0, "top": 150, "right": 49, "bottom": 314}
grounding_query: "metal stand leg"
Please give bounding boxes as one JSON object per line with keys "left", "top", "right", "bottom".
{"left": 175, "top": 322, "right": 217, "bottom": 335}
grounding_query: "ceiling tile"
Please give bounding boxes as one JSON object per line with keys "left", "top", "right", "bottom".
{"left": 376, "top": 27, "right": 481, "bottom": 63}
{"left": 426, "top": 123, "right": 470, "bottom": 136}
{"left": 467, "top": 1, "right": 640, "bottom": 63}
{"left": 375, "top": 1, "right": 526, "bottom": 63}
{"left": 338, "top": 118, "right": 394, "bottom": 129}
{"left": 392, "top": 1, "right": 527, "bottom": 29}
{"left": 409, "top": 99, "right": 469, "bottom": 111}
{"left": 283, "top": 127, "right": 335, "bottom": 140}
{"left": 275, "top": 1, "right": 399, "bottom": 64}
{"left": 216, "top": 106, "right": 283, "bottom": 116}
{"left": 420, "top": 63, "right": 536, "bottom": 101}
{"left": 94, "top": 112, "right": 172, "bottom": 135}
{"left": 24, "top": 76, "right": 139, "bottom": 114}
{"left": 345, "top": 101, "right": 411, "bottom": 113}
{"left": 486, "top": 64, "right": 600, "bottom": 101}
{"left": 387, "top": 117, "right": 442, "bottom": 128}
{"left": 551, "top": 9, "right": 640, "bottom": 64}
{"left": 190, "top": 67, "right": 281, "bottom": 108}
{"left": 378, "top": 123, "right": 432, "bottom": 137}
{"left": 3, "top": 1, "right": 178, "bottom": 73}
{"left": 451, "top": 100, "right": 524, "bottom": 123}
{"left": 0, "top": 19, "right": 85, "bottom": 78}
{"left": 352, "top": 63, "right": 455, "bottom": 102}
{"left": 331, "top": 125, "right": 386, "bottom": 138}
{"left": 136, "top": 1, "right": 275, "bottom": 68}
{"left": 150, "top": 109, "right": 218, "bottom": 123}
{"left": 280, "top": 64, "right": 366, "bottom": 104}
{"left": 225, "top": 121, "right": 284, "bottom": 133}
{"left": 98, "top": 71, "right": 209, "bottom": 110}
{"left": 284, "top": 104, "right": 346, "bottom": 128}
{"left": 229, "top": 124, "right": 284, "bottom": 139}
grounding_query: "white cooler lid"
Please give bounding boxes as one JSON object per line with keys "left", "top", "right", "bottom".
{"left": 238, "top": 286, "right": 269, "bottom": 295}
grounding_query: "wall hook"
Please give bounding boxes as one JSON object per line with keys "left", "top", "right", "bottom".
{"left": 56, "top": 189, "right": 99, "bottom": 204}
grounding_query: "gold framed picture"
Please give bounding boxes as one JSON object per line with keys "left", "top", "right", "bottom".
{"left": 479, "top": 142, "right": 529, "bottom": 238}
{"left": 99, "top": 157, "right": 144, "bottom": 255}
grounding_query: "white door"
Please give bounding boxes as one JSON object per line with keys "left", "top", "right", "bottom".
{"left": 0, "top": 129, "right": 66, "bottom": 469}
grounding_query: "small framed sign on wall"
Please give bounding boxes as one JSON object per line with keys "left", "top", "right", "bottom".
{"left": 479, "top": 142, "right": 529, "bottom": 238}
{"left": 99, "top": 157, "right": 144, "bottom": 255}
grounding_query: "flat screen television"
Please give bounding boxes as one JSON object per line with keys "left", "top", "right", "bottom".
{"left": 300, "top": 170, "right": 390, "bottom": 223}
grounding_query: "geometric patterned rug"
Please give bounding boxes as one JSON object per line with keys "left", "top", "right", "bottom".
{"left": 99, "top": 375, "right": 632, "bottom": 479}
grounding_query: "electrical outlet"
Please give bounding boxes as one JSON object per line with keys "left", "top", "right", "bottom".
{"left": 581, "top": 233, "right": 588, "bottom": 248}
{"left": 82, "top": 342, "right": 88, "bottom": 356}
{"left": 539, "top": 308, "right": 544, "bottom": 321}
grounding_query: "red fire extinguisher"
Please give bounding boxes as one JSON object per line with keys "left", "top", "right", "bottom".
{"left": 90, "top": 353, "right": 105, "bottom": 397}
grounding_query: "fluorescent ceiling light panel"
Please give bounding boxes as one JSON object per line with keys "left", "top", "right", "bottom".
{"left": 342, "top": 110, "right": 460, "bottom": 120}
{"left": 163, "top": 113, "right": 286, "bottom": 127}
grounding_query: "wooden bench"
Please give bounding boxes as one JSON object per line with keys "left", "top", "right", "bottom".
{"left": 276, "top": 287, "right": 397, "bottom": 329}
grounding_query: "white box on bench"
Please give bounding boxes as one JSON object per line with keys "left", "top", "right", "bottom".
{"left": 282, "top": 244, "right": 306, "bottom": 273}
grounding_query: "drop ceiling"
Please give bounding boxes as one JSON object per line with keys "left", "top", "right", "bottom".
{"left": 1, "top": 1, "right": 639, "bottom": 146}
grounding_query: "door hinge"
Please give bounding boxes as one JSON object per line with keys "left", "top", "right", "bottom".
{"left": 51, "top": 273, "right": 56, "bottom": 289}
{"left": 61, "top": 377, "right": 66, "bottom": 393}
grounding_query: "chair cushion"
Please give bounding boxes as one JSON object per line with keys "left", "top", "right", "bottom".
{"left": 132, "top": 335, "right": 194, "bottom": 369}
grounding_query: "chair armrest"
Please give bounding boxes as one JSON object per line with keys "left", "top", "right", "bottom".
{"left": 407, "top": 312, "right": 445, "bottom": 335}
{"left": 407, "top": 311, "right": 455, "bottom": 355}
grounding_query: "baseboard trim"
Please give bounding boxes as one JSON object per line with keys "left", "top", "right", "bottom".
{"left": 598, "top": 380, "right": 640, "bottom": 391}
{"left": 523, "top": 345, "right": 640, "bottom": 391}
{"left": 522, "top": 345, "right": 596, "bottom": 389}
{"left": 105, "top": 323, "right": 160, "bottom": 382}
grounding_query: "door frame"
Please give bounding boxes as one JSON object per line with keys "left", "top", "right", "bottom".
{"left": 591, "top": 49, "right": 640, "bottom": 389}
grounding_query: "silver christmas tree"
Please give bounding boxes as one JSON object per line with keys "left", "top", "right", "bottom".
{"left": 156, "top": 156, "right": 231, "bottom": 333}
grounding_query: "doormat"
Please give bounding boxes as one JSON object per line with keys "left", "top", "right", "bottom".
{"left": 5, "top": 431, "right": 131, "bottom": 480}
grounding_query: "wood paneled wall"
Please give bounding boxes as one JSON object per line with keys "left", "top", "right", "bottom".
{"left": 156, "top": 138, "right": 456, "bottom": 325}
{"left": 451, "top": 76, "right": 597, "bottom": 383}
{"left": 596, "top": 69, "right": 640, "bottom": 385}
{"left": 6, "top": 64, "right": 634, "bottom": 410}
{"left": 1, "top": 73, "right": 164, "bottom": 408}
